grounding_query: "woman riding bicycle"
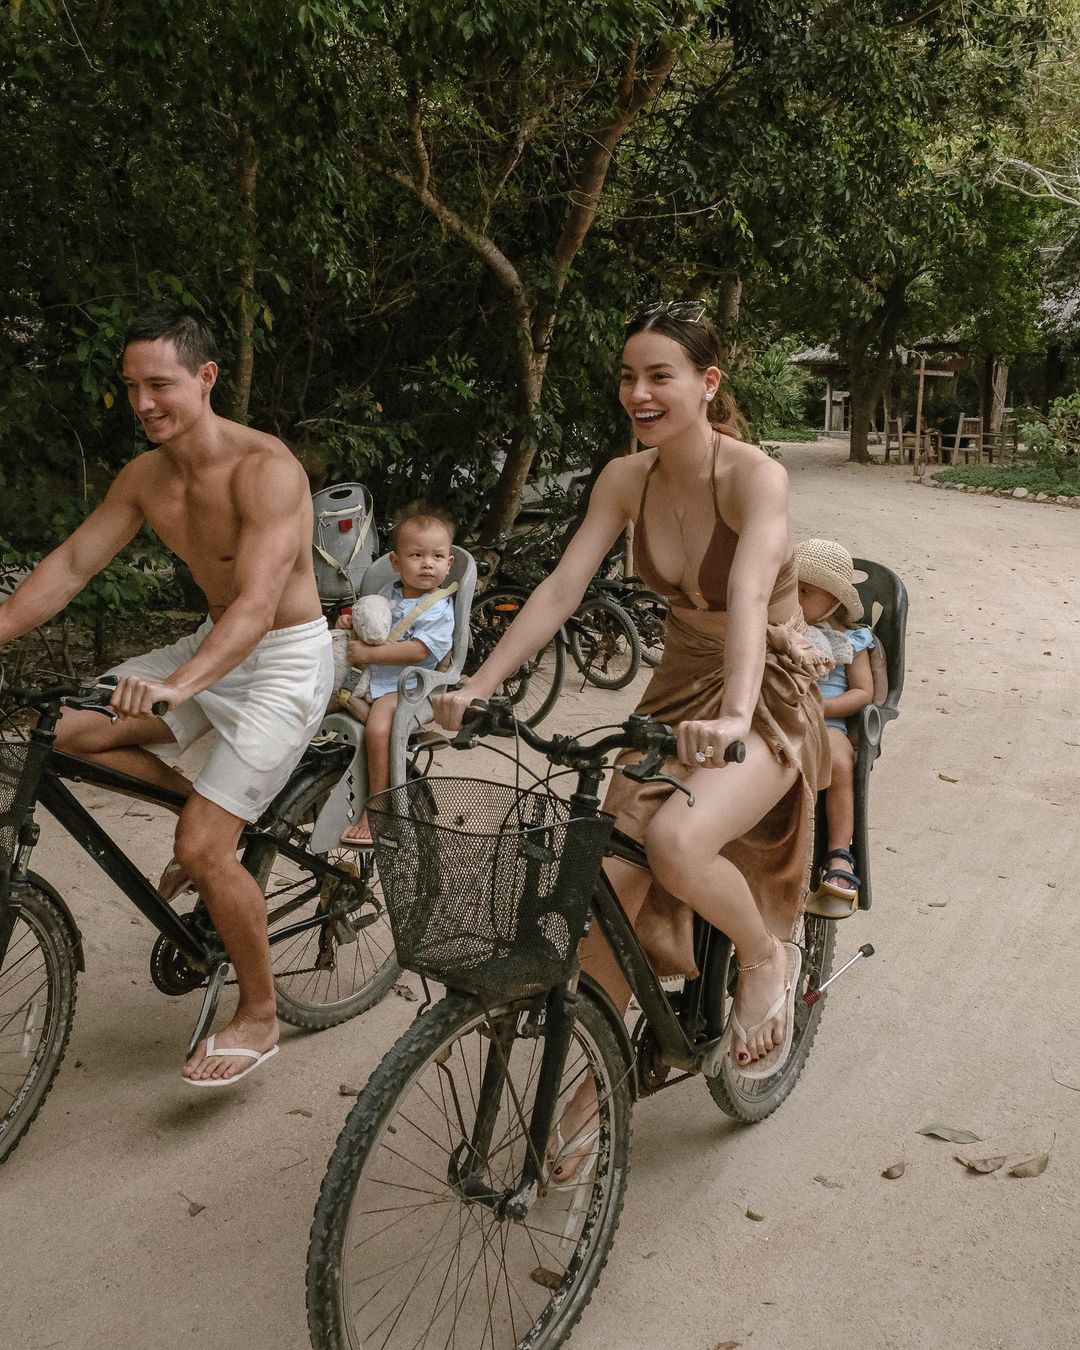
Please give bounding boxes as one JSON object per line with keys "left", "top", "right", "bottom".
{"left": 435, "top": 300, "right": 831, "bottom": 1173}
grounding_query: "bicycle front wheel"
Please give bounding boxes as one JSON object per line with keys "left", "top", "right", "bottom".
{"left": 0, "top": 879, "right": 78, "bottom": 1166}
{"left": 246, "top": 763, "right": 398, "bottom": 1029}
{"left": 468, "top": 587, "right": 565, "bottom": 727}
{"left": 569, "top": 596, "right": 642, "bottom": 690}
{"left": 307, "top": 990, "right": 631, "bottom": 1350}
{"left": 704, "top": 911, "right": 836, "bottom": 1123}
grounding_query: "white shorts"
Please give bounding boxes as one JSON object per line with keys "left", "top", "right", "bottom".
{"left": 107, "top": 616, "right": 334, "bottom": 821}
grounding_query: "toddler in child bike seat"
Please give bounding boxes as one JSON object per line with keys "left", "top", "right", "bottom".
{"left": 796, "top": 538, "right": 874, "bottom": 919}
{"left": 336, "top": 503, "right": 456, "bottom": 848}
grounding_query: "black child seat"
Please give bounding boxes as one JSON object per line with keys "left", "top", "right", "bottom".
{"left": 810, "top": 558, "right": 908, "bottom": 913}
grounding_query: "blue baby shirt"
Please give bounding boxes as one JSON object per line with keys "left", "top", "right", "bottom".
{"left": 367, "top": 581, "right": 456, "bottom": 699}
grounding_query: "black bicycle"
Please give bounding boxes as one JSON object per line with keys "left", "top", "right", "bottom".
{"left": 306, "top": 698, "right": 837, "bottom": 1349}
{"left": 0, "top": 675, "right": 398, "bottom": 1165}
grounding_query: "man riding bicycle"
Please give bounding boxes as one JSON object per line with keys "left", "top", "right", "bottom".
{"left": 0, "top": 305, "right": 333, "bottom": 1086}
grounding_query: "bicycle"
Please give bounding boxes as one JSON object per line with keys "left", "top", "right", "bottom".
{"left": 0, "top": 674, "right": 399, "bottom": 1165}
{"left": 466, "top": 583, "right": 566, "bottom": 727}
{"left": 565, "top": 591, "right": 642, "bottom": 691}
{"left": 306, "top": 698, "right": 839, "bottom": 1349}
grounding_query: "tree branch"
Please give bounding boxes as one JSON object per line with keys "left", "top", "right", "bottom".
{"left": 354, "top": 147, "right": 533, "bottom": 332}
{"left": 531, "top": 37, "right": 682, "bottom": 352}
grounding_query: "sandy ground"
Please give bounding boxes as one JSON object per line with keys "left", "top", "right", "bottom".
{"left": 6, "top": 440, "right": 1080, "bottom": 1350}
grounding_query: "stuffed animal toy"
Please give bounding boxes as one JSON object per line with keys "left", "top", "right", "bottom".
{"left": 330, "top": 593, "right": 394, "bottom": 712}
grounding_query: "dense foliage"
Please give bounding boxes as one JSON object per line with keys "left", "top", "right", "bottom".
{"left": 1, "top": 0, "right": 1075, "bottom": 604}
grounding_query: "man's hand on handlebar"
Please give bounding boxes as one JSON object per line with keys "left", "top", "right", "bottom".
{"left": 106, "top": 675, "right": 181, "bottom": 721}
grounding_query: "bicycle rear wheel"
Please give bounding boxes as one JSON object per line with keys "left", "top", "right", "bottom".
{"left": 468, "top": 588, "right": 565, "bottom": 727}
{"left": 0, "top": 879, "right": 78, "bottom": 1165}
{"left": 246, "top": 763, "right": 398, "bottom": 1029}
{"left": 703, "top": 912, "right": 836, "bottom": 1123}
{"left": 307, "top": 990, "right": 631, "bottom": 1350}
{"left": 624, "top": 588, "right": 667, "bottom": 668}
{"left": 569, "top": 596, "right": 642, "bottom": 691}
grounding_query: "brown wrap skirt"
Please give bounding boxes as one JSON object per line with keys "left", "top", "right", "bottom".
{"left": 601, "top": 608, "right": 832, "bottom": 977}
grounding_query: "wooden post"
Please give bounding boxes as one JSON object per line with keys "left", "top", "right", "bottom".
{"left": 912, "top": 353, "right": 927, "bottom": 480}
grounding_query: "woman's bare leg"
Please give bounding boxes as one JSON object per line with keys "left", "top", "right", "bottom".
{"left": 550, "top": 859, "right": 651, "bottom": 1183}
{"left": 646, "top": 731, "right": 797, "bottom": 1068}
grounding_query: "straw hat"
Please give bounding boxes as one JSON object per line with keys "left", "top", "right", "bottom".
{"left": 795, "top": 538, "right": 863, "bottom": 623}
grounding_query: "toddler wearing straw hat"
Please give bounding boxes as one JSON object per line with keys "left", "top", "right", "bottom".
{"left": 795, "top": 538, "right": 874, "bottom": 919}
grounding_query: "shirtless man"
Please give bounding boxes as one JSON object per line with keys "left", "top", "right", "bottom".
{"left": 0, "top": 305, "right": 333, "bottom": 1085}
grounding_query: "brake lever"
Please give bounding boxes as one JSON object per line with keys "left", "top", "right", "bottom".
{"left": 617, "top": 761, "right": 695, "bottom": 807}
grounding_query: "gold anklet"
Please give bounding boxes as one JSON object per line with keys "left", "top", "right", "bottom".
{"left": 737, "top": 936, "right": 778, "bottom": 974}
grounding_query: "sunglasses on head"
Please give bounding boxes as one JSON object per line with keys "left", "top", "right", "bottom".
{"left": 627, "top": 299, "right": 707, "bottom": 326}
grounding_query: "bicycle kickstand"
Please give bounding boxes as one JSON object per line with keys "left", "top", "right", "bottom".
{"left": 186, "top": 960, "right": 232, "bottom": 1060}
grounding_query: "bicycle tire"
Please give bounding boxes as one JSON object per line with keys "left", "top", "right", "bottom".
{"left": 245, "top": 764, "right": 398, "bottom": 1029}
{"left": 307, "top": 990, "right": 631, "bottom": 1350}
{"left": 0, "top": 880, "right": 78, "bottom": 1166}
{"left": 569, "top": 596, "right": 642, "bottom": 691}
{"left": 468, "top": 587, "right": 565, "bottom": 727}
{"left": 624, "top": 588, "right": 667, "bottom": 668}
{"left": 703, "top": 912, "right": 836, "bottom": 1123}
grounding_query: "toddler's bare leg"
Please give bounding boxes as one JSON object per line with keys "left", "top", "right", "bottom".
{"left": 824, "top": 727, "right": 856, "bottom": 886}
{"left": 341, "top": 694, "right": 397, "bottom": 844}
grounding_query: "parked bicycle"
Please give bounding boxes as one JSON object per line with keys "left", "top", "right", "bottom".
{"left": 0, "top": 674, "right": 398, "bottom": 1165}
{"left": 306, "top": 698, "right": 840, "bottom": 1349}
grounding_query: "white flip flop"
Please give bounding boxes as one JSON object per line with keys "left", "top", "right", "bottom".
{"left": 183, "top": 1033, "right": 280, "bottom": 1087}
{"left": 729, "top": 941, "right": 802, "bottom": 1081}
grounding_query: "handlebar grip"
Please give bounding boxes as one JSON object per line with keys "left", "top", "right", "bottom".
{"left": 151, "top": 701, "right": 169, "bottom": 717}
{"left": 724, "top": 740, "right": 746, "bottom": 764}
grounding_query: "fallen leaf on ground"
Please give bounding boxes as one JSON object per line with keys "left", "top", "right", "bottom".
{"left": 393, "top": 983, "right": 419, "bottom": 1001}
{"left": 885, "top": 845, "right": 898, "bottom": 853}
{"left": 745, "top": 1209, "right": 764, "bottom": 1222}
{"left": 530, "top": 1267, "right": 561, "bottom": 1290}
{"left": 955, "top": 1154, "right": 1005, "bottom": 1174}
{"left": 927, "top": 900, "right": 949, "bottom": 908}
{"left": 918, "top": 1124, "right": 981, "bottom": 1144}
{"left": 287, "top": 1107, "right": 314, "bottom": 1118}
{"left": 881, "top": 1163, "right": 906, "bottom": 1180}
{"left": 338, "top": 1084, "right": 360, "bottom": 1097}
{"left": 714, "top": 1342, "right": 741, "bottom": 1349}
{"left": 937, "top": 773, "right": 959, "bottom": 783}
{"left": 813, "top": 1174, "right": 843, "bottom": 1189}
{"left": 1009, "top": 1153, "right": 1050, "bottom": 1178}
{"left": 178, "top": 1191, "right": 206, "bottom": 1217}
{"left": 641, "top": 1250, "right": 659, "bottom": 1259}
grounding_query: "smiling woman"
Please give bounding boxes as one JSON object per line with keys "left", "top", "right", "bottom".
{"left": 434, "top": 299, "right": 832, "bottom": 1141}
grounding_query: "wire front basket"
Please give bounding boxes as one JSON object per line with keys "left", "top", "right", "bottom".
{"left": 0, "top": 742, "right": 44, "bottom": 897}
{"left": 368, "top": 777, "right": 614, "bottom": 1002}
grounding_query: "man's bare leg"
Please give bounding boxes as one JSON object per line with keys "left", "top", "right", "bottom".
{"left": 55, "top": 706, "right": 196, "bottom": 896}
{"left": 54, "top": 705, "right": 192, "bottom": 799}
{"left": 174, "top": 793, "right": 279, "bottom": 1081}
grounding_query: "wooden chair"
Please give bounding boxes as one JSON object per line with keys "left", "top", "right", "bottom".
{"left": 949, "top": 415, "right": 983, "bottom": 465}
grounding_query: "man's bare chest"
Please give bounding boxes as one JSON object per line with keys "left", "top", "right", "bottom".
{"left": 145, "top": 479, "right": 243, "bottom": 567}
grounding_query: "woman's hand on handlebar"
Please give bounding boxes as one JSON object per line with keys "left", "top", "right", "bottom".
{"left": 675, "top": 715, "right": 750, "bottom": 770}
{"left": 432, "top": 682, "right": 491, "bottom": 732}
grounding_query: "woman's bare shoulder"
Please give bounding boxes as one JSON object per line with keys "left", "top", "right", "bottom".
{"left": 593, "top": 447, "right": 656, "bottom": 511}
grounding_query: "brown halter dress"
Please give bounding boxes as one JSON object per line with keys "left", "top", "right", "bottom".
{"left": 601, "top": 449, "right": 831, "bottom": 977}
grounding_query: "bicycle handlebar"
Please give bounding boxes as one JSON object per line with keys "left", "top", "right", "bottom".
{"left": 5, "top": 675, "right": 169, "bottom": 718}
{"left": 450, "top": 697, "right": 745, "bottom": 773}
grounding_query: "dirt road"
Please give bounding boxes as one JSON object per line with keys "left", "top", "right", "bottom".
{"left": 6, "top": 442, "right": 1079, "bottom": 1349}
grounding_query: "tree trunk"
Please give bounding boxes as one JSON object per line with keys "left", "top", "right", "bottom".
{"left": 231, "top": 129, "right": 259, "bottom": 423}
{"left": 848, "top": 380, "right": 876, "bottom": 464}
{"left": 478, "top": 341, "right": 548, "bottom": 543}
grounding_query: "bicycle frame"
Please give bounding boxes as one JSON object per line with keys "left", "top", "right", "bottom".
{"left": 6, "top": 743, "right": 360, "bottom": 972}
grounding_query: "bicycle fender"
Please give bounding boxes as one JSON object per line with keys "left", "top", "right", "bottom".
{"left": 578, "top": 972, "right": 637, "bottom": 1097}
{"left": 19, "top": 872, "right": 86, "bottom": 972}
